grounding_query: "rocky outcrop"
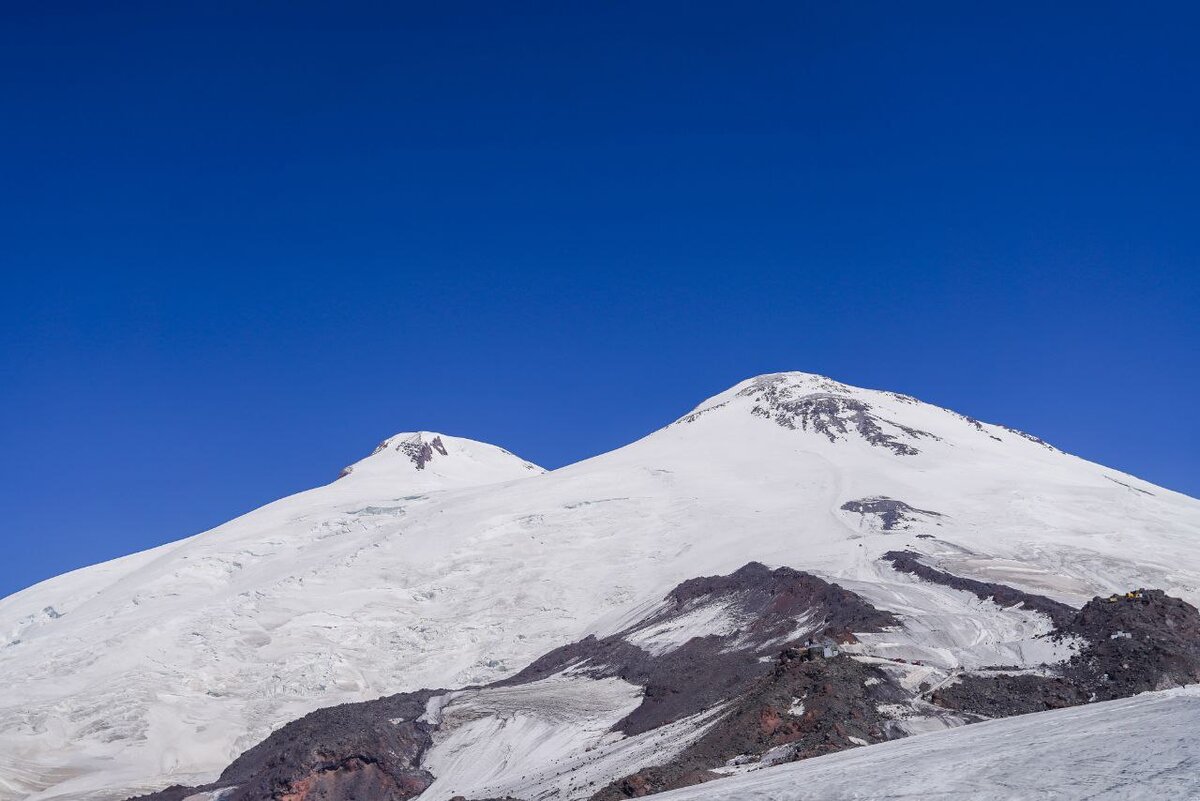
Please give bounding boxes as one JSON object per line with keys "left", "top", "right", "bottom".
{"left": 883, "top": 550, "right": 1076, "bottom": 627}
{"left": 397, "top": 435, "right": 449, "bottom": 469}
{"left": 926, "top": 587, "right": 1200, "bottom": 717}
{"left": 130, "top": 691, "right": 443, "bottom": 801}
{"left": 504, "top": 562, "right": 899, "bottom": 734}
{"left": 892, "top": 563, "right": 1200, "bottom": 719}
{"left": 706, "top": 375, "right": 940, "bottom": 455}
{"left": 840, "top": 498, "right": 942, "bottom": 531}
{"left": 886, "top": 553, "right": 1200, "bottom": 721}
{"left": 593, "top": 649, "right": 908, "bottom": 800}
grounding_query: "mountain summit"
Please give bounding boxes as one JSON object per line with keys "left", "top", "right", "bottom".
{"left": 337, "top": 431, "right": 543, "bottom": 491}
{"left": 1, "top": 373, "right": 1197, "bottom": 801}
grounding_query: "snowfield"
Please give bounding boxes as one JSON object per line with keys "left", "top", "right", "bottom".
{"left": 1, "top": 373, "right": 1198, "bottom": 801}
{"left": 419, "top": 675, "right": 722, "bottom": 801}
{"left": 654, "top": 686, "right": 1200, "bottom": 801}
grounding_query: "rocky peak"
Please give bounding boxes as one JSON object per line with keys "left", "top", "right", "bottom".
{"left": 336, "top": 431, "right": 543, "bottom": 490}
{"left": 678, "top": 373, "right": 940, "bottom": 455}
{"left": 379, "top": 432, "right": 450, "bottom": 470}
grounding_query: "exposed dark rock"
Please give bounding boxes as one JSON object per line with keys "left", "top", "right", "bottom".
{"left": 727, "top": 376, "right": 939, "bottom": 455}
{"left": 664, "top": 562, "right": 898, "bottom": 641}
{"left": 128, "top": 786, "right": 200, "bottom": 801}
{"left": 932, "top": 590, "right": 1200, "bottom": 718}
{"left": 592, "top": 650, "right": 908, "bottom": 800}
{"left": 748, "top": 392, "right": 933, "bottom": 455}
{"left": 1060, "top": 589, "right": 1200, "bottom": 698}
{"left": 931, "top": 673, "right": 1083, "bottom": 717}
{"left": 129, "top": 691, "right": 443, "bottom": 801}
{"left": 686, "top": 648, "right": 907, "bottom": 763}
{"left": 591, "top": 765, "right": 723, "bottom": 800}
{"left": 504, "top": 562, "right": 899, "bottom": 734}
{"left": 998, "top": 424, "right": 1057, "bottom": 450}
{"left": 840, "top": 498, "right": 942, "bottom": 531}
{"left": 883, "top": 550, "right": 1076, "bottom": 627}
{"left": 1104, "top": 476, "right": 1155, "bottom": 496}
{"left": 398, "top": 437, "right": 436, "bottom": 469}
{"left": 350, "top": 434, "right": 451, "bottom": 475}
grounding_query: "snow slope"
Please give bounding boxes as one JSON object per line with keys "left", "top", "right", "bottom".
{"left": 654, "top": 686, "right": 1200, "bottom": 801}
{"left": 2, "top": 373, "right": 1199, "bottom": 801}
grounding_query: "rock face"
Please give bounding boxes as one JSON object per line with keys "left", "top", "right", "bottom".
{"left": 732, "top": 376, "right": 939, "bottom": 455}
{"left": 881, "top": 556, "right": 1200, "bottom": 719}
{"left": 883, "top": 550, "right": 1076, "bottom": 627}
{"left": 504, "top": 562, "right": 899, "bottom": 735}
{"left": 673, "top": 375, "right": 940, "bottom": 456}
{"left": 840, "top": 498, "right": 942, "bottom": 531}
{"left": 1062, "top": 590, "right": 1200, "bottom": 693}
{"left": 132, "top": 692, "right": 442, "bottom": 801}
{"left": 395, "top": 434, "right": 450, "bottom": 470}
{"left": 936, "top": 588, "right": 1200, "bottom": 718}
{"left": 592, "top": 653, "right": 908, "bottom": 800}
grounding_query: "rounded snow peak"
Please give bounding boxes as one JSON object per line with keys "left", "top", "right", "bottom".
{"left": 374, "top": 431, "right": 452, "bottom": 470}
{"left": 730, "top": 371, "right": 854, "bottom": 396}
{"left": 337, "top": 431, "right": 543, "bottom": 490}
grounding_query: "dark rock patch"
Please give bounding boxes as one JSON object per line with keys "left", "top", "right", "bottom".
{"left": 998, "top": 425, "right": 1057, "bottom": 450}
{"left": 931, "top": 673, "right": 1083, "bottom": 717}
{"left": 1104, "top": 476, "right": 1155, "bottom": 496}
{"left": 883, "top": 550, "right": 1076, "bottom": 627}
{"left": 1059, "top": 589, "right": 1200, "bottom": 698}
{"left": 932, "top": 590, "right": 1200, "bottom": 718}
{"left": 748, "top": 392, "right": 933, "bottom": 456}
{"left": 591, "top": 765, "right": 723, "bottom": 800}
{"left": 129, "top": 690, "right": 443, "bottom": 801}
{"left": 686, "top": 647, "right": 907, "bottom": 763}
{"left": 504, "top": 562, "right": 899, "bottom": 735}
{"left": 733, "top": 376, "right": 938, "bottom": 455}
{"left": 592, "top": 650, "right": 908, "bottom": 800}
{"left": 840, "top": 498, "right": 942, "bottom": 531}
{"left": 398, "top": 436, "right": 443, "bottom": 469}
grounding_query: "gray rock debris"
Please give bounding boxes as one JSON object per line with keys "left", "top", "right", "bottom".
{"left": 398, "top": 435, "right": 449, "bottom": 470}
{"left": 840, "top": 497, "right": 942, "bottom": 531}
{"left": 738, "top": 377, "right": 938, "bottom": 455}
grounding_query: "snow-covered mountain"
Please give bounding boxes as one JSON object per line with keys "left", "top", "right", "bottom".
{"left": 2, "top": 372, "right": 1199, "bottom": 801}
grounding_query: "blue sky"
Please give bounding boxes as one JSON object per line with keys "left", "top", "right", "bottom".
{"left": 2, "top": 2, "right": 1198, "bottom": 597}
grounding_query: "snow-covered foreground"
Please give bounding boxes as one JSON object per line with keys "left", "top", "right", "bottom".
{"left": 657, "top": 686, "right": 1200, "bottom": 801}
{"left": 2, "top": 373, "right": 1199, "bottom": 801}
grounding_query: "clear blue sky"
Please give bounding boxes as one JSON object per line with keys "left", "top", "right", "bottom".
{"left": 2, "top": 2, "right": 1198, "bottom": 597}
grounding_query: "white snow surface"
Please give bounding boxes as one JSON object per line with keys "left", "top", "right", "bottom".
{"left": 2, "top": 373, "right": 1199, "bottom": 801}
{"left": 653, "top": 686, "right": 1200, "bottom": 801}
{"left": 418, "top": 673, "right": 721, "bottom": 801}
